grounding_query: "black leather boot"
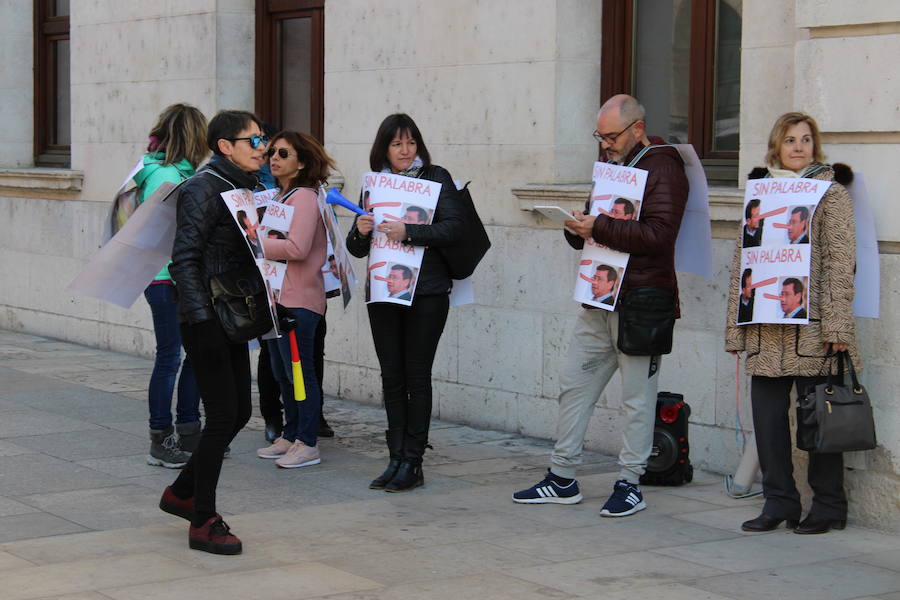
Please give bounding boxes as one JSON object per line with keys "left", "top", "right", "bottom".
{"left": 384, "top": 461, "right": 424, "bottom": 493}
{"left": 370, "top": 429, "right": 403, "bottom": 489}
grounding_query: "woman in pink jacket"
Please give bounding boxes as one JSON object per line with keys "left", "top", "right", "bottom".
{"left": 255, "top": 131, "right": 334, "bottom": 468}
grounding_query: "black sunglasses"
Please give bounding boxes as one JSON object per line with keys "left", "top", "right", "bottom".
{"left": 228, "top": 135, "right": 269, "bottom": 149}
{"left": 266, "top": 147, "right": 296, "bottom": 159}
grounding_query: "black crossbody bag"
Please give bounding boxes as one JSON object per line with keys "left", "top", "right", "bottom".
{"left": 616, "top": 287, "right": 676, "bottom": 356}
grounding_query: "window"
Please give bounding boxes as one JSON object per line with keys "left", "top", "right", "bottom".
{"left": 34, "top": 0, "right": 71, "bottom": 167}
{"left": 602, "top": 0, "right": 742, "bottom": 185}
{"left": 255, "top": 0, "right": 325, "bottom": 142}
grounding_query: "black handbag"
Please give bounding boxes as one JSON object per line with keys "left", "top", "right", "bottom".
{"left": 796, "top": 351, "right": 877, "bottom": 453}
{"left": 436, "top": 182, "right": 491, "bottom": 280}
{"left": 616, "top": 287, "right": 676, "bottom": 356}
{"left": 208, "top": 266, "right": 275, "bottom": 343}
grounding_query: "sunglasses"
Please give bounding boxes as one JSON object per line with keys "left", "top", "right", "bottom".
{"left": 265, "top": 147, "right": 296, "bottom": 159}
{"left": 228, "top": 135, "right": 269, "bottom": 149}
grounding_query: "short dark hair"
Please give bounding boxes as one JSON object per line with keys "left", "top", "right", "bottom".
{"left": 783, "top": 277, "right": 804, "bottom": 294}
{"left": 236, "top": 210, "right": 249, "bottom": 225}
{"left": 791, "top": 205, "right": 809, "bottom": 221}
{"left": 369, "top": 114, "right": 431, "bottom": 172}
{"left": 405, "top": 205, "right": 428, "bottom": 222}
{"left": 613, "top": 198, "right": 635, "bottom": 216}
{"left": 745, "top": 198, "right": 761, "bottom": 219}
{"left": 595, "top": 264, "right": 618, "bottom": 282}
{"left": 207, "top": 110, "right": 263, "bottom": 155}
{"left": 390, "top": 264, "right": 413, "bottom": 280}
{"left": 741, "top": 268, "right": 752, "bottom": 287}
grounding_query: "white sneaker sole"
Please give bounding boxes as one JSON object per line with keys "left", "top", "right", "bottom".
{"left": 276, "top": 457, "right": 321, "bottom": 469}
{"left": 512, "top": 493, "right": 583, "bottom": 505}
{"left": 147, "top": 455, "right": 187, "bottom": 469}
{"left": 600, "top": 500, "right": 647, "bottom": 517}
{"left": 257, "top": 453, "right": 286, "bottom": 459}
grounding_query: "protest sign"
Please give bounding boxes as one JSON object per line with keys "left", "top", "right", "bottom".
{"left": 736, "top": 177, "right": 831, "bottom": 325}
{"left": 220, "top": 189, "right": 278, "bottom": 337}
{"left": 361, "top": 172, "right": 440, "bottom": 306}
{"left": 573, "top": 162, "right": 648, "bottom": 309}
{"left": 68, "top": 181, "right": 181, "bottom": 308}
{"left": 672, "top": 144, "right": 713, "bottom": 279}
{"left": 317, "top": 188, "right": 357, "bottom": 309}
{"left": 221, "top": 189, "right": 264, "bottom": 259}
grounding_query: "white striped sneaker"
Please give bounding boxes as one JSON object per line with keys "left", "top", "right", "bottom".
{"left": 512, "top": 469, "right": 583, "bottom": 504}
{"left": 599, "top": 479, "right": 646, "bottom": 517}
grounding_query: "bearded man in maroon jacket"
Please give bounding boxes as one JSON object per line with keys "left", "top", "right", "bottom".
{"left": 512, "top": 94, "right": 688, "bottom": 517}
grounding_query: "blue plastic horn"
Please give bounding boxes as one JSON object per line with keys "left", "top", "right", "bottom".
{"left": 326, "top": 187, "right": 369, "bottom": 216}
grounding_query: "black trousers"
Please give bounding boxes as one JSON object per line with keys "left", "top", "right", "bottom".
{"left": 172, "top": 320, "right": 252, "bottom": 526}
{"left": 257, "top": 312, "right": 328, "bottom": 425}
{"left": 751, "top": 375, "right": 847, "bottom": 521}
{"left": 367, "top": 294, "right": 449, "bottom": 462}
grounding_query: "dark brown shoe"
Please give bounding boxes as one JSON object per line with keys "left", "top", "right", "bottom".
{"left": 741, "top": 513, "right": 799, "bottom": 532}
{"left": 794, "top": 515, "right": 846, "bottom": 534}
{"left": 189, "top": 515, "right": 242, "bottom": 555}
{"left": 159, "top": 486, "right": 193, "bottom": 521}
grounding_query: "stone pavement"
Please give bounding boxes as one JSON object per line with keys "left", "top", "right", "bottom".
{"left": 0, "top": 329, "right": 897, "bottom": 600}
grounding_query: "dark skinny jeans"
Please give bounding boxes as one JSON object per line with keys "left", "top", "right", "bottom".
{"left": 367, "top": 293, "right": 449, "bottom": 462}
{"left": 171, "top": 319, "right": 252, "bottom": 526}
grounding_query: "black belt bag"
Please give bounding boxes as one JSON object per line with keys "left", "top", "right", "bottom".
{"left": 616, "top": 287, "right": 676, "bottom": 356}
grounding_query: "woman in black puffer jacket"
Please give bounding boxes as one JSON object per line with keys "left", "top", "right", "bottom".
{"left": 347, "top": 114, "right": 465, "bottom": 492}
{"left": 160, "top": 110, "right": 267, "bottom": 556}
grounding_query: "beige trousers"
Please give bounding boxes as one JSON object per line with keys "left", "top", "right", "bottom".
{"left": 550, "top": 309, "right": 660, "bottom": 484}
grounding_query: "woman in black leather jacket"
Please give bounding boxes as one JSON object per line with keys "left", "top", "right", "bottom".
{"left": 347, "top": 114, "right": 465, "bottom": 492}
{"left": 159, "top": 110, "right": 266, "bottom": 556}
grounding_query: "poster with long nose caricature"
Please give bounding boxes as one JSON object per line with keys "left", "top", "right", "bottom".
{"left": 573, "top": 162, "right": 648, "bottom": 309}
{"left": 736, "top": 177, "right": 831, "bottom": 325}
{"left": 361, "top": 171, "right": 440, "bottom": 306}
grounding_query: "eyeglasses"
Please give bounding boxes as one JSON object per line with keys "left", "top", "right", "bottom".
{"left": 265, "top": 147, "right": 295, "bottom": 159}
{"left": 592, "top": 119, "right": 639, "bottom": 144}
{"left": 228, "top": 135, "right": 269, "bottom": 149}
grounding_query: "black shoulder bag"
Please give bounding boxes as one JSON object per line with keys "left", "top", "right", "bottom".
{"left": 796, "top": 351, "right": 876, "bottom": 453}
{"left": 616, "top": 288, "right": 676, "bottom": 356}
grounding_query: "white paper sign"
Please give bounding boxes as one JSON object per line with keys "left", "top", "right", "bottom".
{"left": 362, "top": 172, "right": 441, "bottom": 305}
{"left": 573, "top": 162, "right": 648, "bottom": 309}
{"left": 221, "top": 189, "right": 264, "bottom": 259}
{"left": 736, "top": 177, "right": 831, "bottom": 325}
{"left": 317, "top": 188, "right": 357, "bottom": 309}
{"left": 68, "top": 181, "right": 181, "bottom": 308}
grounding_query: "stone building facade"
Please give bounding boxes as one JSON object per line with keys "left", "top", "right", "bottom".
{"left": 1, "top": 1, "right": 897, "bottom": 530}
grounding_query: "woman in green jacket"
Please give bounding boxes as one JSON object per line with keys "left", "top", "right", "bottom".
{"left": 135, "top": 103, "right": 208, "bottom": 468}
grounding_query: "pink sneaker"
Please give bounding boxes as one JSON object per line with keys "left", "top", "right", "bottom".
{"left": 275, "top": 441, "right": 321, "bottom": 468}
{"left": 257, "top": 437, "right": 292, "bottom": 459}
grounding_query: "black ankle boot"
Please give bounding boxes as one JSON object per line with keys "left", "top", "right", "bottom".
{"left": 385, "top": 461, "right": 424, "bottom": 493}
{"left": 370, "top": 459, "right": 402, "bottom": 489}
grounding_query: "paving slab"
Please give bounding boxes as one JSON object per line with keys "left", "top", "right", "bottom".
{"left": 0, "top": 512, "right": 88, "bottom": 543}
{"left": 12, "top": 428, "right": 145, "bottom": 462}
{"left": 693, "top": 557, "right": 900, "bottom": 600}
{"left": 101, "top": 562, "right": 382, "bottom": 600}
{"left": 0, "top": 453, "right": 121, "bottom": 497}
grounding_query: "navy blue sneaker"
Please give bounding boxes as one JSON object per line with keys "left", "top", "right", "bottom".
{"left": 512, "top": 470, "right": 583, "bottom": 504}
{"left": 600, "top": 479, "right": 646, "bottom": 517}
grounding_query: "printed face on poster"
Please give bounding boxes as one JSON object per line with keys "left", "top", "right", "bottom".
{"left": 573, "top": 162, "right": 648, "bottom": 310}
{"left": 361, "top": 172, "right": 441, "bottom": 306}
{"left": 221, "top": 189, "right": 264, "bottom": 259}
{"left": 736, "top": 177, "right": 830, "bottom": 325}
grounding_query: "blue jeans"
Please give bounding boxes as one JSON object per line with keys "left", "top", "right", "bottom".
{"left": 267, "top": 308, "right": 322, "bottom": 446}
{"left": 144, "top": 283, "right": 201, "bottom": 429}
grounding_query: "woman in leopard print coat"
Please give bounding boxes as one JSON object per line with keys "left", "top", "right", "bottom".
{"left": 725, "top": 112, "right": 859, "bottom": 535}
